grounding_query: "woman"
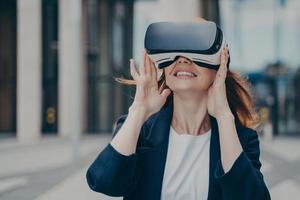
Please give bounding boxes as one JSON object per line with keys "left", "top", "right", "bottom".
{"left": 86, "top": 46, "right": 271, "bottom": 199}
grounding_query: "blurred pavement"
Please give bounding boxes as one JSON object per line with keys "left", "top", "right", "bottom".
{"left": 0, "top": 134, "right": 120, "bottom": 200}
{"left": 0, "top": 134, "right": 300, "bottom": 200}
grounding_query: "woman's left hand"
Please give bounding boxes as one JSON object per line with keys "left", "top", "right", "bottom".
{"left": 207, "top": 47, "right": 232, "bottom": 119}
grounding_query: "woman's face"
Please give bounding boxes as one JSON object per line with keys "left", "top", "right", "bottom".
{"left": 163, "top": 56, "right": 216, "bottom": 93}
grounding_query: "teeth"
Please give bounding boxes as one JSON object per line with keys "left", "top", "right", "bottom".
{"left": 176, "top": 71, "right": 195, "bottom": 77}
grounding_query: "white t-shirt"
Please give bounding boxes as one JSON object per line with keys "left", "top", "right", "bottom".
{"left": 161, "top": 125, "right": 211, "bottom": 200}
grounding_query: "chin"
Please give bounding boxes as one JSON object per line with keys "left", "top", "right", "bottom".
{"left": 172, "top": 85, "right": 209, "bottom": 93}
{"left": 172, "top": 87, "right": 199, "bottom": 93}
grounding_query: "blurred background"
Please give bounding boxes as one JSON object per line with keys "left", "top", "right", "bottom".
{"left": 0, "top": 0, "right": 299, "bottom": 199}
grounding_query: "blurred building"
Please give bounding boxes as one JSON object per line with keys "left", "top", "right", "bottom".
{"left": 247, "top": 62, "right": 300, "bottom": 136}
{"left": 0, "top": 0, "right": 220, "bottom": 142}
{"left": 4, "top": 0, "right": 299, "bottom": 140}
{"left": 220, "top": 0, "right": 300, "bottom": 136}
{"left": 0, "top": 0, "right": 134, "bottom": 142}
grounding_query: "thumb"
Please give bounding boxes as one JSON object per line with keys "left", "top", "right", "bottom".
{"left": 160, "top": 88, "right": 171, "bottom": 99}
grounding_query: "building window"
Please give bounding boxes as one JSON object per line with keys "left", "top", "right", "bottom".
{"left": 84, "top": 0, "right": 134, "bottom": 133}
{"left": 0, "top": 0, "right": 17, "bottom": 134}
{"left": 42, "top": 0, "right": 59, "bottom": 133}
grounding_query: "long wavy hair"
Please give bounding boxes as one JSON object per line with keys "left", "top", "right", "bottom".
{"left": 114, "top": 67, "right": 260, "bottom": 129}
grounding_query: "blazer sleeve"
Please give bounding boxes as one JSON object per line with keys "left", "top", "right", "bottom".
{"left": 86, "top": 114, "right": 143, "bottom": 197}
{"left": 214, "top": 128, "right": 271, "bottom": 200}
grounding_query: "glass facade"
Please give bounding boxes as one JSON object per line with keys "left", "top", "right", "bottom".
{"left": 84, "top": 0, "right": 134, "bottom": 133}
{"left": 0, "top": 0, "right": 135, "bottom": 136}
{"left": 0, "top": 0, "right": 17, "bottom": 134}
{"left": 220, "top": 0, "right": 300, "bottom": 135}
{"left": 220, "top": 0, "right": 300, "bottom": 72}
{"left": 42, "top": 0, "right": 59, "bottom": 134}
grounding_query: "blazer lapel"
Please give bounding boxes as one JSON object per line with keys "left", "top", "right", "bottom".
{"left": 136, "top": 98, "right": 173, "bottom": 200}
{"left": 207, "top": 116, "right": 221, "bottom": 200}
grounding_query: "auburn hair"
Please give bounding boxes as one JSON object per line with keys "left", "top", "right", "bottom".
{"left": 114, "top": 69, "right": 260, "bottom": 129}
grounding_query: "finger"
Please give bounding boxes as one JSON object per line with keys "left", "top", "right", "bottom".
{"left": 130, "top": 59, "right": 138, "bottom": 80}
{"left": 215, "top": 67, "right": 225, "bottom": 82}
{"left": 144, "top": 52, "right": 150, "bottom": 75}
{"left": 150, "top": 58, "right": 157, "bottom": 83}
{"left": 223, "top": 47, "right": 229, "bottom": 68}
{"left": 160, "top": 88, "right": 171, "bottom": 99}
{"left": 220, "top": 48, "right": 228, "bottom": 69}
{"left": 217, "top": 48, "right": 228, "bottom": 79}
{"left": 212, "top": 69, "right": 225, "bottom": 87}
{"left": 215, "top": 68, "right": 226, "bottom": 85}
{"left": 140, "top": 51, "right": 146, "bottom": 75}
{"left": 148, "top": 56, "right": 154, "bottom": 76}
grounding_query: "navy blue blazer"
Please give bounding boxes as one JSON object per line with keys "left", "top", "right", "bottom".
{"left": 86, "top": 98, "right": 271, "bottom": 200}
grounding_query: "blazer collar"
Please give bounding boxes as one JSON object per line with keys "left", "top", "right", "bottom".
{"left": 141, "top": 96, "right": 221, "bottom": 200}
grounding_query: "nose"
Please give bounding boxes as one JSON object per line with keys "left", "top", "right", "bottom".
{"left": 175, "top": 56, "right": 192, "bottom": 65}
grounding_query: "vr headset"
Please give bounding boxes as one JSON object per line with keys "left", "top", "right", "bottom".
{"left": 144, "top": 21, "right": 230, "bottom": 70}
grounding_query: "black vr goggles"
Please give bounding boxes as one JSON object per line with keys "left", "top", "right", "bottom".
{"left": 144, "top": 21, "right": 230, "bottom": 70}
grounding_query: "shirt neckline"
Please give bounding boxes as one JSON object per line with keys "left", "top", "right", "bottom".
{"left": 170, "top": 125, "right": 211, "bottom": 138}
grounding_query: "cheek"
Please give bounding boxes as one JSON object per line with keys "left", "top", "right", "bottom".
{"left": 195, "top": 69, "right": 216, "bottom": 89}
{"left": 165, "top": 74, "right": 173, "bottom": 86}
{"left": 206, "top": 73, "right": 216, "bottom": 86}
{"left": 203, "top": 68, "right": 216, "bottom": 81}
{"left": 196, "top": 77, "right": 213, "bottom": 90}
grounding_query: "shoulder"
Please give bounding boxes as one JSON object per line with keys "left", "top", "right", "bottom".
{"left": 236, "top": 126, "right": 262, "bottom": 169}
{"left": 236, "top": 125, "right": 260, "bottom": 149}
{"left": 235, "top": 126, "right": 261, "bottom": 161}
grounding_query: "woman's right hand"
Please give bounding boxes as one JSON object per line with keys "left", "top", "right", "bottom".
{"left": 129, "top": 51, "right": 172, "bottom": 120}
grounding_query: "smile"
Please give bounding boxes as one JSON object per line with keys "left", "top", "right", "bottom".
{"left": 174, "top": 71, "right": 197, "bottom": 79}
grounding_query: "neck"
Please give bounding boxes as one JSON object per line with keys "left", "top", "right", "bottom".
{"left": 171, "top": 92, "right": 211, "bottom": 136}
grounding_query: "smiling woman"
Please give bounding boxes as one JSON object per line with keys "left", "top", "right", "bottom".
{"left": 115, "top": 54, "right": 259, "bottom": 129}
{"left": 86, "top": 20, "right": 270, "bottom": 200}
